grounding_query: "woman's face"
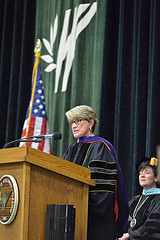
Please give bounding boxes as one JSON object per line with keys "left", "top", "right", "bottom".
{"left": 71, "top": 118, "right": 94, "bottom": 138}
{"left": 139, "top": 166, "right": 157, "bottom": 190}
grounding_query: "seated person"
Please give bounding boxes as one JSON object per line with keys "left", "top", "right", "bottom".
{"left": 118, "top": 157, "right": 160, "bottom": 240}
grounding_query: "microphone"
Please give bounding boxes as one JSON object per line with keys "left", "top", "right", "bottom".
{"left": 31, "top": 132, "right": 62, "bottom": 140}
{"left": 3, "top": 138, "right": 41, "bottom": 149}
{"left": 3, "top": 132, "right": 62, "bottom": 149}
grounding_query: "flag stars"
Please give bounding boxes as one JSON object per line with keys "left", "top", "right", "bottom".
{"left": 34, "top": 109, "right": 38, "bottom": 113}
{"left": 39, "top": 105, "right": 43, "bottom": 109}
{"left": 37, "top": 89, "right": 42, "bottom": 94}
{"left": 29, "top": 74, "right": 47, "bottom": 118}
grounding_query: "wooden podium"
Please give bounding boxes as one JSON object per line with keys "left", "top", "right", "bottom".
{"left": 0, "top": 147, "right": 95, "bottom": 240}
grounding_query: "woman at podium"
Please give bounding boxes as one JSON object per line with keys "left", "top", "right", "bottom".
{"left": 63, "top": 105, "right": 129, "bottom": 240}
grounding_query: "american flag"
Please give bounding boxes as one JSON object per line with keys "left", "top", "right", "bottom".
{"left": 20, "top": 52, "right": 52, "bottom": 154}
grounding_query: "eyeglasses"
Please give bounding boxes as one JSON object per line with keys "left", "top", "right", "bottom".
{"left": 70, "top": 119, "right": 87, "bottom": 126}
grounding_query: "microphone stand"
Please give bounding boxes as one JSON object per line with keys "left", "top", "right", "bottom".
{"left": 3, "top": 138, "right": 42, "bottom": 149}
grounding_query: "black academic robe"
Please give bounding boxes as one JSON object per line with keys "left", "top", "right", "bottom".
{"left": 63, "top": 140, "right": 128, "bottom": 240}
{"left": 128, "top": 194, "right": 160, "bottom": 240}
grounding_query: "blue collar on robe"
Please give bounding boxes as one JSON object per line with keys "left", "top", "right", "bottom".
{"left": 77, "top": 136, "right": 129, "bottom": 236}
{"left": 143, "top": 188, "right": 160, "bottom": 195}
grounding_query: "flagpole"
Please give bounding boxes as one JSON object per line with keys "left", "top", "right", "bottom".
{"left": 24, "top": 39, "right": 42, "bottom": 145}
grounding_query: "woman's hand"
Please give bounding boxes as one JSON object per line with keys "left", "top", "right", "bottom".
{"left": 118, "top": 233, "right": 130, "bottom": 240}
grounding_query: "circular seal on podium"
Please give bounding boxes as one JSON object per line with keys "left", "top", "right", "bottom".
{"left": 0, "top": 175, "right": 19, "bottom": 224}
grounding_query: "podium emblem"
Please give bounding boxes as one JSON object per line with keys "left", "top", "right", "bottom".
{"left": 0, "top": 175, "right": 19, "bottom": 224}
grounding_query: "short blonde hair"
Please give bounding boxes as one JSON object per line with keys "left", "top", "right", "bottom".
{"left": 65, "top": 105, "right": 98, "bottom": 132}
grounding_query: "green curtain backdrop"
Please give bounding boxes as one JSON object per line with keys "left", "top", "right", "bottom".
{"left": 35, "top": 0, "right": 107, "bottom": 157}
{"left": 1, "top": 0, "right": 160, "bottom": 200}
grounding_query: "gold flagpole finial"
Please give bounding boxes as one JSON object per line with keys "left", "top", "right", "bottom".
{"left": 34, "top": 39, "right": 41, "bottom": 53}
